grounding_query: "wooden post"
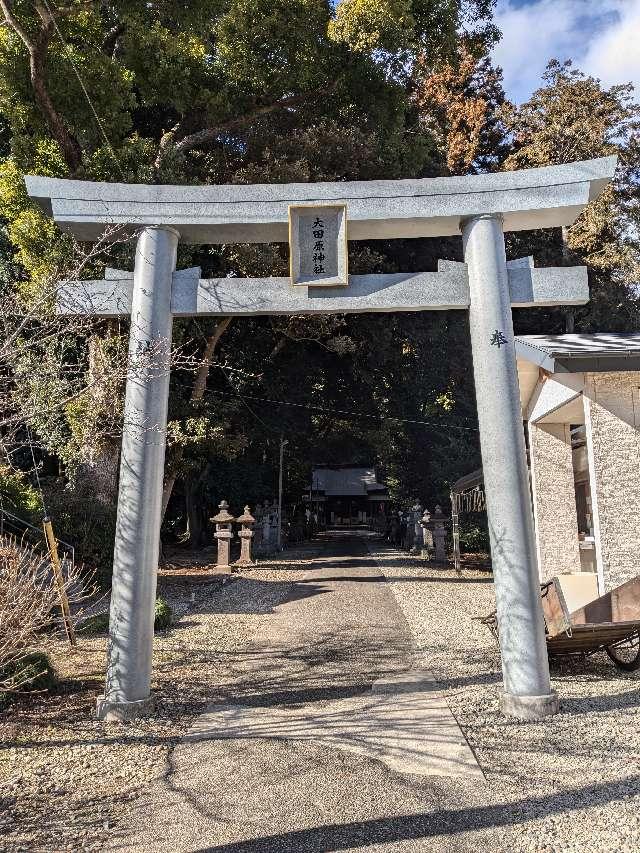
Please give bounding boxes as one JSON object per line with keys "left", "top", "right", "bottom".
{"left": 43, "top": 517, "right": 76, "bottom": 646}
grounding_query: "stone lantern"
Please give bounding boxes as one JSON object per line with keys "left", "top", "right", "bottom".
{"left": 211, "top": 500, "right": 234, "bottom": 570}
{"left": 410, "top": 502, "right": 423, "bottom": 554}
{"left": 235, "top": 505, "right": 256, "bottom": 567}
{"left": 420, "top": 508, "right": 433, "bottom": 556}
{"left": 426, "top": 505, "right": 449, "bottom": 563}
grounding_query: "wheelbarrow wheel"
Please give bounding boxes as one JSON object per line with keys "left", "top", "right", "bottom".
{"left": 606, "top": 636, "right": 640, "bottom": 671}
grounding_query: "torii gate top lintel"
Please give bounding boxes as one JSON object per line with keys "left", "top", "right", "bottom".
{"left": 25, "top": 155, "right": 616, "bottom": 244}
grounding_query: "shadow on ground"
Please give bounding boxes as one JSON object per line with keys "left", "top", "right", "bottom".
{"left": 184, "top": 775, "right": 640, "bottom": 853}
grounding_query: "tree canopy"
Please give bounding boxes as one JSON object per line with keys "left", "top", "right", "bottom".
{"left": 0, "top": 1, "right": 638, "bottom": 569}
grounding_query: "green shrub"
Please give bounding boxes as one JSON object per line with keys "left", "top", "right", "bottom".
{"left": 75, "top": 599, "right": 173, "bottom": 634}
{"left": 0, "top": 651, "right": 57, "bottom": 708}
{"left": 77, "top": 612, "right": 110, "bottom": 634}
{"left": 458, "top": 517, "right": 490, "bottom": 553}
{"left": 0, "top": 465, "right": 42, "bottom": 523}
{"left": 154, "top": 597, "right": 172, "bottom": 630}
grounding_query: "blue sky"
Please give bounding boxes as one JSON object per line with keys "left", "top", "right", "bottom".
{"left": 491, "top": 0, "right": 640, "bottom": 103}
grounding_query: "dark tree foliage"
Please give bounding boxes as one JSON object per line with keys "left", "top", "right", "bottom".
{"left": 0, "top": 5, "right": 637, "bottom": 562}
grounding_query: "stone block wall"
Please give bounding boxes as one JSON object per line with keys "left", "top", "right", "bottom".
{"left": 528, "top": 422, "right": 581, "bottom": 581}
{"left": 585, "top": 372, "right": 640, "bottom": 591}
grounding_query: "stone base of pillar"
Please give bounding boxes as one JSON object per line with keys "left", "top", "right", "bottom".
{"left": 502, "top": 690, "right": 559, "bottom": 721}
{"left": 96, "top": 694, "right": 155, "bottom": 722}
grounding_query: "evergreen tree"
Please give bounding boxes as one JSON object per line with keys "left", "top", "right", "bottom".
{"left": 501, "top": 60, "right": 640, "bottom": 333}
{"left": 0, "top": 0, "right": 491, "bottom": 558}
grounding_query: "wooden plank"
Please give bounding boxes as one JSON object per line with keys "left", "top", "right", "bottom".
{"left": 569, "top": 575, "right": 640, "bottom": 625}
{"left": 541, "top": 579, "right": 571, "bottom": 638}
{"left": 547, "top": 622, "right": 640, "bottom": 654}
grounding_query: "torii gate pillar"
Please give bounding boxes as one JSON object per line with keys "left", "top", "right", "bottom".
{"left": 463, "top": 214, "right": 556, "bottom": 719}
{"left": 96, "top": 226, "right": 178, "bottom": 721}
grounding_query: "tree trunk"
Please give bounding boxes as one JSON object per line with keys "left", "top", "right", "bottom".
{"left": 0, "top": 1, "right": 83, "bottom": 173}
{"left": 184, "top": 475, "right": 203, "bottom": 547}
{"left": 183, "top": 460, "right": 213, "bottom": 547}
{"left": 76, "top": 325, "right": 121, "bottom": 504}
{"left": 161, "top": 318, "right": 232, "bottom": 520}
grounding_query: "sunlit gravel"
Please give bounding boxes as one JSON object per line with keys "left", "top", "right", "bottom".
{"left": 370, "top": 544, "right": 640, "bottom": 853}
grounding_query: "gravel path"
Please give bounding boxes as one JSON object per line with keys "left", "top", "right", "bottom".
{"left": 2, "top": 535, "right": 639, "bottom": 852}
{"left": 0, "top": 544, "right": 322, "bottom": 852}
{"left": 110, "top": 533, "right": 492, "bottom": 853}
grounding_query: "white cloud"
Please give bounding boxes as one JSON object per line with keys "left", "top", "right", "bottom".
{"left": 582, "top": 1, "right": 640, "bottom": 87}
{"left": 491, "top": 0, "right": 640, "bottom": 104}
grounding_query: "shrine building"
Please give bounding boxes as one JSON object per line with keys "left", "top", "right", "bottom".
{"left": 309, "top": 465, "right": 389, "bottom": 528}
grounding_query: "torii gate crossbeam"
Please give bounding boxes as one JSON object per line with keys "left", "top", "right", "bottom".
{"left": 25, "top": 156, "right": 616, "bottom": 723}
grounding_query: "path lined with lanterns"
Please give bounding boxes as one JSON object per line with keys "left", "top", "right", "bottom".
{"left": 208, "top": 498, "right": 453, "bottom": 572}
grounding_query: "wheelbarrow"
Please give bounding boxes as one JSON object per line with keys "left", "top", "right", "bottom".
{"left": 480, "top": 573, "right": 640, "bottom": 671}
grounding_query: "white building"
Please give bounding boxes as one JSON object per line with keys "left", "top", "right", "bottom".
{"left": 516, "top": 333, "right": 640, "bottom": 594}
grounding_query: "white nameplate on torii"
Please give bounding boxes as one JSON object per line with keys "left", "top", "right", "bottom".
{"left": 289, "top": 203, "right": 348, "bottom": 287}
{"left": 56, "top": 257, "right": 588, "bottom": 317}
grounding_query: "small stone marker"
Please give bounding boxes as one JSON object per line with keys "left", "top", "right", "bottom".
{"left": 289, "top": 203, "right": 348, "bottom": 287}
{"left": 235, "top": 505, "right": 255, "bottom": 566}
{"left": 211, "top": 500, "right": 234, "bottom": 570}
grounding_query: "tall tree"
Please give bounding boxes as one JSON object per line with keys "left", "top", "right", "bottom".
{"left": 414, "top": 40, "right": 509, "bottom": 175}
{"left": 0, "top": 0, "right": 494, "bottom": 559}
{"left": 501, "top": 60, "right": 640, "bottom": 333}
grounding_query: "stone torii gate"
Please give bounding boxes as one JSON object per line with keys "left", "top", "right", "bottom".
{"left": 26, "top": 156, "right": 615, "bottom": 722}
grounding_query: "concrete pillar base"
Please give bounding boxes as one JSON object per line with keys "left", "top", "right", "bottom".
{"left": 96, "top": 694, "right": 155, "bottom": 722}
{"left": 502, "top": 690, "right": 559, "bottom": 721}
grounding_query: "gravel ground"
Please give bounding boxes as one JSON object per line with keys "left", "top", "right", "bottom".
{"left": 0, "top": 544, "right": 322, "bottom": 853}
{"left": 2, "top": 537, "right": 639, "bottom": 853}
{"left": 370, "top": 543, "right": 640, "bottom": 853}
{"left": 109, "top": 533, "right": 494, "bottom": 853}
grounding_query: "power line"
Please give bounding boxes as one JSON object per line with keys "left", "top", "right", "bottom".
{"left": 204, "top": 388, "right": 478, "bottom": 433}
{"left": 219, "top": 367, "right": 284, "bottom": 436}
{"left": 40, "top": 0, "right": 126, "bottom": 180}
